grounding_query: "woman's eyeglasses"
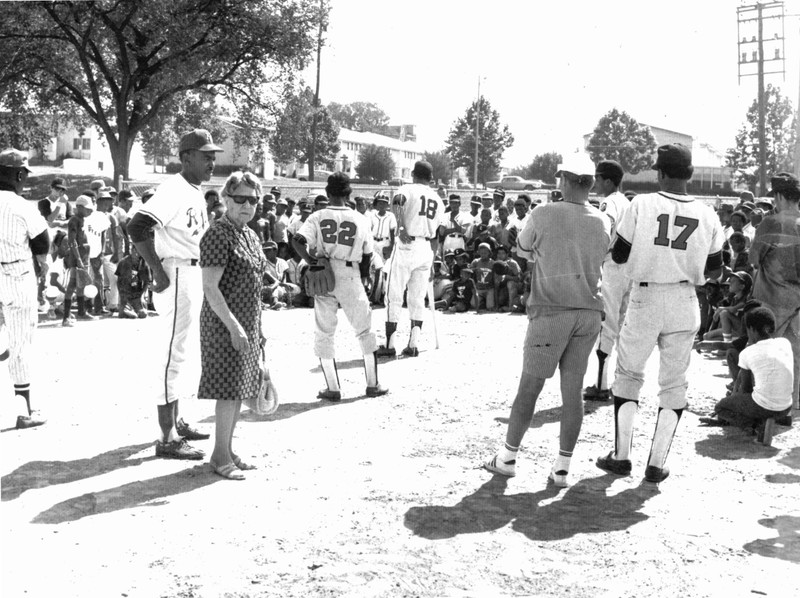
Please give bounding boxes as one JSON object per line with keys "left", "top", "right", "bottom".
{"left": 230, "top": 195, "right": 259, "bottom": 205}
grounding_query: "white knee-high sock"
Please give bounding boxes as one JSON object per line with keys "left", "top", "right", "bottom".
{"left": 320, "top": 358, "right": 340, "bottom": 391}
{"left": 363, "top": 352, "right": 378, "bottom": 387}
{"left": 614, "top": 396, "right": 639, "bottom": 461}
{"left": 409, "top": 319, "right": 422, "bottom": 348}
{"left": 647, "top": 408, "right": 683, "bottom": 470}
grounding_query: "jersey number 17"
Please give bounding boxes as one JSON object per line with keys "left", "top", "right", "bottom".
{"left": 653, "top": 214, "right": 699, "bottom": 251}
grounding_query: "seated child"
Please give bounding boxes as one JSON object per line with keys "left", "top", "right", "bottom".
{"left": 729, "top": 232, "right": 754, "bottom": 276}
{"left": 115, "top": 244, "right": 150, "bottom": 318}
{"left": 493, "top": 246, "right": 521, "bottom": 312}
{"left": 703, "top": 271, "right": 752, "bottom": 343}
{"left": 470, "top": 243, "right": 496, "bottom": 311}
{"left": 702, "top": 307, "right": 793, "bottom": 441}
{"left": 444, "top": 266, "right": 477, "bottom": 313}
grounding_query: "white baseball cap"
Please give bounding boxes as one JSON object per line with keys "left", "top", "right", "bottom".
{"left": 556, "top": 153, "right": 596, "bottom": 178}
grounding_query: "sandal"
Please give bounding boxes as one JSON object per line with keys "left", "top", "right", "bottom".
{"left": 211, "top": 462, "right": 245, "bottom": 480}
{"left": 232, "top": 456, "right": 257, "bottom": 471}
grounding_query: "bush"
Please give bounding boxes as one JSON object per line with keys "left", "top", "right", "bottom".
{"left": 165, "top": 162, "right": 182, "bottom": 174}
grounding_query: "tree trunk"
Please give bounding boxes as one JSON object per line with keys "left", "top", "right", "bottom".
{"left": 109, "top": 130, "right": 134, "bottom": 186}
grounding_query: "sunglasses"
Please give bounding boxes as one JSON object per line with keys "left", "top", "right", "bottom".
{"left": 230, "top": 195, "right": 259, "bottom": 205}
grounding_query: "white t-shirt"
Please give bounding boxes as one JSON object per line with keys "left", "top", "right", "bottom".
{"left": 0, "top": 190, "right": 47, "bottom": 264}
{"left": 85, "top": 211, "right": 112, "bottom": 258}
{"left": 738, "top": 337, "right": 793, "bottom": 412}
{"left": 137, "top": 174, "right": 208, "bottom": 260}
{"left": 370, "top": 211, "right": 397, "bottom": 241}
{"left": 298, "top": 205, "right": 373, "bottom": 262}
{"left": 392, "top": 183, "right": 445, "bottom": 239}
{"left": 615, "top": 191, "right": 724, "bottom": 285}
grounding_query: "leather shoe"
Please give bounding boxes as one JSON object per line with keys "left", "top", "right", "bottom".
{"left": 366, "top": 385, "right": 389, "bottom": 397}
{"left": 16, "top": 412, "right": 46, "bottom": 429}
{"left": 176, "top": 418, "right": 210, "bottom": 440}
{"left": 317, "top": 389, "right": 341, "bottom": 402}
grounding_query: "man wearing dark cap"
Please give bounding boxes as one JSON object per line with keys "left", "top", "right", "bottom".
{"left": 39, "top": 177, "right": 72, "bottom": 230}
{"left": 441, "top": 194, "right": 469, "bottom": 255}
{"left": 596, "top": 143, "right": 724, "bottom": 484}
{"left": 584, "top": 160, "right": 631, "bottom": 401}
{"left": 270, "top": 186, "right": 281, "bottom": 200}
{"left": 0, "top": 149, "right": 50, "bottom": 429}
{"left": 491, "top": 188, "right": 506, "bottom": 222}
{"left": 368, "top": 192, "right": 396, "bottom": 304}
{"left": 377, "top": 160, "right": 445, "bottom": 357}
{"left": 750, "top": 172, "right": 800, "bottom": 423}
{"left": 127, "top": 129, "right": 223, "bottom": 459}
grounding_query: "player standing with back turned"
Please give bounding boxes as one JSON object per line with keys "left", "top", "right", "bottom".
{"left": 596, "top": 144, "right": 724, "bottom": 484}
{"left": 377, "top": 161, "right": 445, "bottom": 357}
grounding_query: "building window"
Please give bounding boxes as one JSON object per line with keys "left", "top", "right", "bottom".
{"left": 82, "top": 138, "right": 91, "bottom": 150}
{"left": 73, "top": 138, "right": 80, "bottom": 150}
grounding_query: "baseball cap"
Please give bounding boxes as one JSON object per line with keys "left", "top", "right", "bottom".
{"left": 595, "top": 160, "right": 624, "bottom": 180}
{"left": 448, "top": 193, "right": 461, "bottom": 201}
{"left": 264, "top": 241, "right": 278, "bottom": 250}
{"left": 478, "top": 242, "right": 491, "bottom": 251}
{"left": 374, "top": 194, "right": 390, "bottom": 203}
{"left": 263, "top": 193, "right": 276, "bottom": 203}
{"left": 90, "top": 179, "right": 105, "bottom": 191}
{"left": 51, "top": 177, "right": 67, "bottom": 190}
{"left": 270, "top": 186, "right": 281, "bottom": 198}
{"left": 556, "top": 153, "right": 596, "bottom": 178}
{"left": 444, "top": 249, "right": 455, "bottom": 258}
{"left": 411, "top": 160, "right": 433, "bottom": 181}
{"left": 178, "top": 129, "right": 223, "bottom": 154}
{"left": 469, "top": 196, "right": 482, "bottom": 206}
{"left": 756, "top": 197, "right": 774, "bottom": 209}
{"left": 75, "top": 195, "right": 93, "bottom": 208}
{"left": 141, "top": 188, "right": 156, "bottom": 200}
{"left": 767, "top": 172, "right": 800, "bottom": 197}
{"left": 97, "top": 189, "right": 113, "bottom": 201}
{"left": 118, "top": 189, "right": 136, "bottom": 200}
{"left": 718, "top": 203, "right": 734, "bottom": 213}
{"left": 314, "top": 194, "right": 329, "bottom": 205}
{"left": 731, "top": 209, "right": 748, "bottom": 221}
{"left": 480, "top": 193, "right": 492, "bottom": 202}
{"left": 652, "top": 143, "right": 692, "bottom": 171}
{"left": 460, "top": 267, "right": 473, "bottom": 274}
{"left": 739, "top": 201, "right": 756, "bottom": 213}
{"left": 300, "top": 201, "right": 312, "bottom": 212}
{"left": 493, "top": 188, "right": 505, "bottom": 198}
{"left": 0, "top": 149, "right": 32, "bottom": 172}
{"left": 739, "top": 190, "right": 755, "bottom": 202}
{"left": 729, "top": 270, "right": 753, "bottom": 287}
{"left": 276, "top": 198, "right": 288, "bottom": 206}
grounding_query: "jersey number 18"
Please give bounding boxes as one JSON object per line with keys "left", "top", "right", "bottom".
{"left": 653, "top": 214, "right": 699, "bottom": 251}
{"left": 417, "top": 195, "right": 438, "bottom": 219}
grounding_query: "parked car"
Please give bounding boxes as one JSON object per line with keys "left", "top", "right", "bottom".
{"left": 486, "top": 176, "right": 544, "bottom": 191}
{"left": 299, "top": 169, "right": 334, "bottom": 182}
{"left": 386, "top": 178, "right": 412, "bottom": 186}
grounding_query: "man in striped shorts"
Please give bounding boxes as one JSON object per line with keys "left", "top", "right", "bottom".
{"left": 0, "top": 149, "right": 50, "bottom": 428}
{"left": 128, "top": 129, "right": 222, "bottom": 459}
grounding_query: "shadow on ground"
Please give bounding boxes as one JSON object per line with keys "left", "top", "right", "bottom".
{"left": 1, "top": 443, "right": 155, "bottom": 502}
{"left": 200, "top": 394, "right": 375, "bottom": 425}
{"left": 743, "top": 515, "right": 800, "bottom": 563}
{"left": 694, "top": 429, "right": 780, "bottom": 461}
{"left": 404, "top": 473, "right": 655, "bottom": 541}
{"left": 32, "top": 464, "right": 218, "bottom": 524}
{"left": 493, "top": 402, "right": 612, "bottom": 430}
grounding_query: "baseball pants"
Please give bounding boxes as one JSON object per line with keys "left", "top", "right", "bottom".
{"left": 313, "top": 260, "right": 377, "bottom": 359}
{"left": 0, "top": 260, "right": 37, "bottom": 385}
{"left": 598, "top": 260, "right": 631, "bottom": 355}
{"left": 613, "top": 282, "right": 700, "bottom": 409}
{"left": 152, "top": 259, "right": 202, "bottom": 405}
{"left": 386, "top": 238, "right": 433, "bottom": 322}
{"left": 102, "top": 255, "right": 118, "bottom": 309}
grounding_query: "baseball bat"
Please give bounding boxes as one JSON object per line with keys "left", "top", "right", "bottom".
{"left": 427, "top": 280, "right": 439, "bottom": 349}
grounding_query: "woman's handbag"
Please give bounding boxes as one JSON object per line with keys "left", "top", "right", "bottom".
{"left": 244, "top": 347, "right": 279, "bottom": 415}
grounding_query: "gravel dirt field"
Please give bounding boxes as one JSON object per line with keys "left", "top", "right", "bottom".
{"left": 1, "top": 306, "right": 799, "bottom": 598}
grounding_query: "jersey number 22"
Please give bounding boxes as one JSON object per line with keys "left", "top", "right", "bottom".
{"left": 320, "top": 219, "right": 356, "bottom": 247}
{"left": 653, "top": 214, "right": 698, "bottom": 251}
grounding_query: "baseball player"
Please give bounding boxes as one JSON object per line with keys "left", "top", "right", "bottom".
{"left": 584, "top": 160, "right": 632, "bottom": 401}
{"left": 369, "top": 192, "right": 396, "bottom": 304}
{"left": 127, "top": 129, "right": 222, "bottom": 460}
{"left": 0, "top": 149, "right": 50, "bottom": 428}
{"left": 377, "top": 161, "right": 445, "bottom": 357}
{"left": 596, "top": 144, "right": 724, "bottom": 484}
{"left": 441, "top": 194, "right": 469, "bottom": 255}
{"left": 292, "top": 172, "right": 388, "bottom": 400}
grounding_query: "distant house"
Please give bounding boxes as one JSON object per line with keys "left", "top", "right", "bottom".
{"left": 45, "top": 123, "right": 147, "bottom": 179}
{"left": 583, "top": 124, "right": 733, "bottom": 193}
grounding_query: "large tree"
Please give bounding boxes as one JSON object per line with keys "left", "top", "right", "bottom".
{"left": 327, "top": 101, "right": 390, "bottom": 134}
{"left": 444, "top": 97, "right": 514, "bottom": 185}
{"left": 0, "top": 0, "right": 325, "bottom": 182}
{"left": 586, "top": 108, "right": 657, "bottom": 174}
{"left": 509, "top": 152, "right": 563, "bottom": 184}
{"left": 355, "top": 144, "right": 394, "bottom": 182}
{"left": 726, "top": 84, "right": 797, "bottom": 191}
{"left": 269, "top": 86, "right": 340, "bottom": 177}
{"left": 423, "top": 150, "right": 454, "bottom": 185}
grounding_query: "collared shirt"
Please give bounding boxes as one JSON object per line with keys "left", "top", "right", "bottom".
{"left": 0, "top": 189, "right": 47, "bottom": 263}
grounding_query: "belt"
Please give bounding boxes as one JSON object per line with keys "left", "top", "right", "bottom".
{"left": 639, "top": 280, "right": 689, "bottom": 287}
{"left": 446, "top": 233, "right": 464, "bottom": 238}
{"left": 374, "top": 237, "right": 387, "bottom": 242}
{"left": 408, "top": 236, "right": 434, "bottom": 241}
{"left": 162, "top": 258, "right": 198, "bottom": 266}
{"left": 0, "top": 259, "right": 21, "bottom": 265}
{"left": 331, "top": 259, "right": 357, "bottom": 267}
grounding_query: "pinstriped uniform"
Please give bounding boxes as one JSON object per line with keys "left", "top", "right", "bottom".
{"left": 0, "top": 190, "right": 48, "bottom": 385}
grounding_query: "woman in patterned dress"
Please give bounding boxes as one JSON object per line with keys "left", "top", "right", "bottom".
{"left": 199, "top": 171, "right": 267, "bottom": 480}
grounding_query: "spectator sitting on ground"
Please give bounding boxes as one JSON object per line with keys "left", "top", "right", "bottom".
{"left": 700, "top": 307, "right": 793, "bottom": 442}
{"left": 701, "top": 271, "right": 753, "bottom": 344}
{"left": 518, "top": 266, "right": 533, "bottom": 313}
{"left": 729, "top": 232, "right": 753, "bottom": 275}
{"left": 470, "top": 243, "right": 496, "bottom": 312}
{"left": 697, "top": 279, "right": 725, "bottom": 340}
{"left": 284, "top": 244, "right": 311, "bottom": 308}
{"left": 729, "top": 210, "right": 750, "bottom": 246}
{"left": 431, "top": 258, "right": 453, "bottom": 304}
{"left": 493, "top": 246, "right": 522, "bottom": 312}
{"left": 724, "top": 298, "right": 762, "bottom": 389}
{"left": 115, "top": 243, "right": 149, "bottom": 319}
{"left": 262, "top": 240, "right": 290, "bottom": 309}
{"left": 466, "top": 223, "right": 499, "bottom": 258}
{"left": 443, "top": 266, "right": 476, "bottom": 313}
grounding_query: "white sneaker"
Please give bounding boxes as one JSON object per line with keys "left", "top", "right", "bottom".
{"left": 549, "top": 468, "right": 569, "bottom": 488}
{"left": 483, "top": 454, "right": 516, "bottom": 477}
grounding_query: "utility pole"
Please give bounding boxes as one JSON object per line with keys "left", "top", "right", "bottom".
{"left": 473, "top": 76, "right": 481, "bottom": 190}
{"left": 309, "top": 0, "right": 325, "bottom": 183}
{"left": 737, "top": 2, "right": 786, "bottom": 195}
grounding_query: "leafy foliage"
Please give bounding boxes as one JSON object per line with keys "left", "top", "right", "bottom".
{"left": 0, "top": 0, "right": 326, "bottom": 180}
{"left": 423, "top": 150, "right": 454, "bottom": 185}
{"left": 354, "top": 144, "right": 395, "bottom": 182}
{"left": 444, "top": 97, "right": 514, "bottom": 185}
{"left": 509, "top": 152, "right": 563, "bottom": 184}
{"left": 328, "top": 101, "right": 390, "bottom": 134}
{"left": 269, "top": 86, "right": 340, "bottom": 172}
{"left": 726, "top": 84, "right": 797, "bottom": 190}
{"left": 586, "top": 108, "right": 657, "bottom": 174}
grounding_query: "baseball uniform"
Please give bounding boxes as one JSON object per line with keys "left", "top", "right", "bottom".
{"left": 382, "top": 183, "right": 444, "bottom": 352}
{"left": 369, "top": 209, "right": 397, "bottom": 268}
{"left": 136, "top": 173, "right": 209, "bottom": 405}
{"left": 0, "top": 185, "right": 49, "bottom": 425}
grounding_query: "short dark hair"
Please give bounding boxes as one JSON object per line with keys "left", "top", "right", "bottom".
{"left": 744, "top": 306, "right": 776, "bottom": 336}
{"left": 562, "top": 172, "right": 593, "bottom": 190}
{"left": 657, "top": 163, "right": 694, "bottom": 181}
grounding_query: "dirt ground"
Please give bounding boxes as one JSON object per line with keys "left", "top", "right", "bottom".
{"left": 1, "top": 306, "right": 799, "bottom": 598}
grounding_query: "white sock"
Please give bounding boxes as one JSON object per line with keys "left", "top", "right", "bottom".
{"left": 554, "top": 450, "right": 572, "bottom": 473}
{"left": 164, "top": 427, "right": 179, "bottom": 443}
{"left": 599, "top": 359, "right": 609, "bottom": 390}
{"left": 409, "top": 326, "right": 420, "bottom": 348}
{"left": 363, "top": 352, "right": 378, "bottom": 387}
{"left": 386, "top": 332, "right": 396, "bottom": 349}
{"left": 320, "top": 358, "right": 340, "bottom": 391}
{"left": 648, "top": 408, "right": 682, "bottom": 469}
{"left": 723, "top": 333, "right": 732, "bottom": 342}
{"left": 499, "top": 443, "right": 518, "bottom": 463}
{"left": 614, "top": 398, "right": 638, "bottom": 461}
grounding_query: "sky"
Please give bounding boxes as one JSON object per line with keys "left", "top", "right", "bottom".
{"left": 304, "top": 0, "right": 800, "bottom": 168}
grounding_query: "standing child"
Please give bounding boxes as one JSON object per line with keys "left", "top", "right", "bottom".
{"left": 115, "top": 244, "right": 150, "bottom": 318}
{"left": 62, "top": 195, "right": 95, "bottom": 326}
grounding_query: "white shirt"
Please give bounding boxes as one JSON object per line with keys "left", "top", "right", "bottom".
{"left": 370, "top": 211, "right": 397, "bottom": 241}
{"left": 298, "top": 205, "right": 373, "bottom": 262}
{"left": 137, "top": 174, "right": 209, "bottom": 260}
{"left": 615, "top": 191, "right": 724, "bottom": 285}
{"left": 392, "top": 183, "right": 445, "bottom": 239}
{"left": 738, "top": 337, "right": 794, "bottom": 411}
{"left": 599, "top": 190, "right": 630, "bottom": 261}
{"left": 0, "top": 190, "right": 47, "bottom": 264}
{"left": 85, "top": 211, "right": 111, "bottom": 258}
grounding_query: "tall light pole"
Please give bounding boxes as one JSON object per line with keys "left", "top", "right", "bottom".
{"left": 474, "top": 75, "right": 481, "bottom": 190}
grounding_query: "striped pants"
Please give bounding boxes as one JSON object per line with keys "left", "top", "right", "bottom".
{"left": 0, "top": 260, "right": 38, "bottom": 385}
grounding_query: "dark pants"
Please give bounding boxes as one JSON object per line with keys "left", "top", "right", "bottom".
{"left": 715, "top": 391, "right": 790, "bottom": 428}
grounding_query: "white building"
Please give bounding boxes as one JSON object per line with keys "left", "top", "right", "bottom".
{"left": 46, "top": 123, "right": 147, "bottom": 179}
